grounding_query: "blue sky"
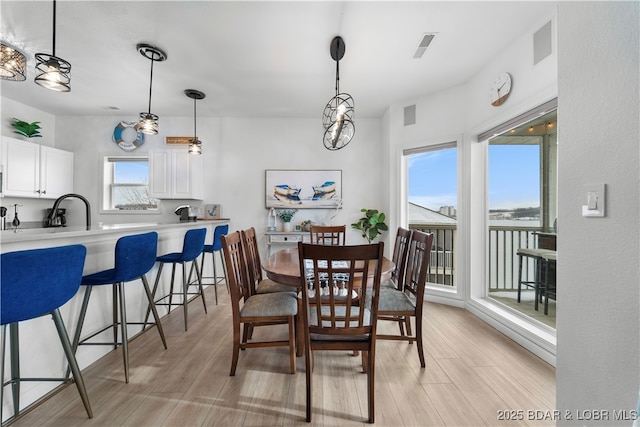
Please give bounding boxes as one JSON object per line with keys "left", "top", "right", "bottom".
{"left": 114, "top": 161, "right": 149, "bottom": 184}
{"left": 408, "top": 144, "right": 540, "bottom": 211}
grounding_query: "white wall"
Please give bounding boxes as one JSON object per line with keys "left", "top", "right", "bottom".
{"left": 556, "top": 2, "right": 639, "bottom": 425}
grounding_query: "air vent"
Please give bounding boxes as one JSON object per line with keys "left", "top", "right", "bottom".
{"left": 413, "top": 33, "right": 436, "bottom": 59}
{"left": 533, "top": 21, "right": 552, "bottom": 65}
{"left": 404, "top": 105, "right": 416, "bottom": 126}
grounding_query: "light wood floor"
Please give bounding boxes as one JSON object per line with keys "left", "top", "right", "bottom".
{"left": 9, "top": 285, "right": 556, "bottom": 427}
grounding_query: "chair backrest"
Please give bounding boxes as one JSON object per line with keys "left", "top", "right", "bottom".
{"left": 240, "top": 227, "right": 263, "bottom": 295}
{"left": 390, "top": 227, "right": 412, "bottom": 289}
{"left": 221, "top": 231, "right": 251, "bottom": 315}
{"left": 1, "top": 244, "right": 87, "bottom": 325}
{"left": 309, "top": 225, "right": 346, "bottom": 246}
{"left": 180, "top": 227, "right": 207, "bottom": 261}
{"left": 402, "top": 231, "right": 434, "bottom": 304}
{"left": 113, "top": 231, "right": 158, "bottom": 282}
{"left": 211, "top": 224, "right": 229, "bottom": 251}
{"left": 298, "top": 242, "right": 384, "bottom": 338}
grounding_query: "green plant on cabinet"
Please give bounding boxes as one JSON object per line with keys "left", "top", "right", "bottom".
{"left": 11, "top": 118, "right": 42, "bottom": 138}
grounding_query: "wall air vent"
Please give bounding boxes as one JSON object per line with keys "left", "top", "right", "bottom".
{"left": 413, "top": 33, "right": 436, "bottom": 59}
{"left": 533, "top": 21, "right": 552, "bottom": 65}
{"left": 404, "top": 105, "right": 416, "bottom": 126}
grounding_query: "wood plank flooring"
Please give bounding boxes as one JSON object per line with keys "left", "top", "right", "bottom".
{"left": 8, "top": 286, "right": 556, "bottom": 426}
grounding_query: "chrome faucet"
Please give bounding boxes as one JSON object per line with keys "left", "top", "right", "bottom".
{"left": 48, "top": 193, "right": 91, "bottom": 230}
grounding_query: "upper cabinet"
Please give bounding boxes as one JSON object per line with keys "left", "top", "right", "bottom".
{"left": 149, "top": 149, "right": 203, "bottom": 200}
{"left": 1, "top": 137, "right": 74, "bottom": 199}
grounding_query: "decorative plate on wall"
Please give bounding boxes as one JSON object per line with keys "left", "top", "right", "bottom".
{"left": 113, "top": 121, "right": 145, "bottom": 151}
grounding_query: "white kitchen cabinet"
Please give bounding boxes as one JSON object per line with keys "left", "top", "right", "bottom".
{"left": 149, "top": 149, "right": 203, "bottom": 200}
{"left": 1, "top": 136, "right": 74, "bottom": 199}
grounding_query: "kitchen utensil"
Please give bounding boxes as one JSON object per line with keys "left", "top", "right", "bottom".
{"left": 12, "top": 204, "right": 20, "bottom": 228}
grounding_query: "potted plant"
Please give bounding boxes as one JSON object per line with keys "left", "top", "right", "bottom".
{"left": 11, "top": 118, "right": 42, "bottom": 138}
{"left": 351, "top": 208, "right": 388, "bottom": 243}
{"left": 276, "top": 209, "right": 298, "bottom": 232}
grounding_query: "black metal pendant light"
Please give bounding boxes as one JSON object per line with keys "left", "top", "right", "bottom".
{"left": 34, "top": 0, "right": 71, "bottom": 92}
{"left": 1, "top": 41, "right": 27, "bottom": 81}
{"left": 322, "top": 36, "right": 355, "bottom": 151}
{"left": 137, "top": 43, "right": 167, "bottom": 135}
{"left": 185, "top": 89, "right": 205, "bottom": 155}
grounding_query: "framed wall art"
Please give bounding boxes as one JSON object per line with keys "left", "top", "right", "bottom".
{"left": 203, "top": 204, "right": 222, "bottom": 219}
{"left": 265, "top": 169, "right": 342, "bottom": 209}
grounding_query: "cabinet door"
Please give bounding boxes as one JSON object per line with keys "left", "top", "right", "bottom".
{"left": 148, "top": 150, "right": 171, "bottom": 199}
{"left": 2, "top": 137, "right": 40, "bottom": 198}
{"left": 40, "top": 146, "right": 74, "bottom": 199}
{"left": 172, "top": 150, "right": 192, "bottom": 199}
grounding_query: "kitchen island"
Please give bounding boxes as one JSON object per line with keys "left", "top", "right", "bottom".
{"left": 0, "top": 220, "right": 229, "bottom": 422}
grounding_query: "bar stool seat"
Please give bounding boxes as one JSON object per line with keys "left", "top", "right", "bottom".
{"left": 1, "top": 245, "right": 93, "bottom": 423}
{"left": 148, "top": 228, "right": 207, "bottom": 331}
{"left": 198, "top": 224, "right": 229, "bottom": 304}
{"left": 71, "top": 232, "right": 167, "bottom": 384}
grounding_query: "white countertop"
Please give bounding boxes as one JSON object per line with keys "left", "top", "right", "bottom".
{"left": 0, "top": 220, "right": 227, "bottom": 245}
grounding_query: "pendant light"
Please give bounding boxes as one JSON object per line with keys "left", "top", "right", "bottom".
{"left": 322, "top": 36, "right": 355, "bottom": 151}
{"left": 0, "top": 41, "right": 27, "bottom": 81}
{"left": 137, "top": 43, "right": 167, "bottom": 135}
{"left": 34, "top": 0, "right": 71, "bottom": 92}
{"left": 185, "top": 89, "right": 205, "bottom": 155}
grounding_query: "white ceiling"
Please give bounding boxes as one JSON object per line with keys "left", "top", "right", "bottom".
{"left": 1, "top": 1, "right": 556, "bottom": 119}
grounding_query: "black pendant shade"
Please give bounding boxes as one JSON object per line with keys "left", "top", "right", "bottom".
{"left": 137, "top": 43, "right": 167, "bottom": 135}
{"left": 185, "top": 89, "right": 205, "bottom": 155}
{"left": 34, "top": 0, "right": 71, "bottom": 92}
{"left": 322, "top": 36, "right": 355, "bottom": 151}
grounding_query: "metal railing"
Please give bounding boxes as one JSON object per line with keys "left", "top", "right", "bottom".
{"left": 408, "top": 224, "right": 542, "bottom": 290}
{"left": 409, "top": 224, "right": 456, "bottom": 286}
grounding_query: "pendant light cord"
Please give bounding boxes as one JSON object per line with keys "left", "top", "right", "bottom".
{"left": 52, "top": 0, "right": 57, "bottom": 57}
{"left": 193, "top": 97, "right": 197, "bottom": 139}
{"left": 147, "top": 57, "right": 154, "bottom": 114}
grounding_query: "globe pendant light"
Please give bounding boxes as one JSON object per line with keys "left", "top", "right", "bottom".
{"left": 137, "top": 43, "right": 167, "bottom": 135}
{"left": 322, "top": 36, "right": 355, "bottom": 151}
{"left": 0, "top": 41, "right": 27, "bottom": 81}
{"left": 185, "top": 89, "right": 205, "bottom": 155}
{"left": 34, "top": 0, "right": 71, "bottom": 92}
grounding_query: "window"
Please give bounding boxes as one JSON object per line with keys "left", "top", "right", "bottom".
{"left": 102, "top": 157, "right": 158, "bottom": 211}
{"left": 405, "top": 142, "right": 458, "bottom": 287}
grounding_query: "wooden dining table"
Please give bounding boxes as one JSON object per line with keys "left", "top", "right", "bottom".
{"left": 262, "top": 247, "right": 395, "bottom": 356}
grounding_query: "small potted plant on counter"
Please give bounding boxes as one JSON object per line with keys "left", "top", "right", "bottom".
{"left": 351, "top": 208, "right": 388, "bottom": 243}
{"left": 277, "top": 209, "right": 298, "bottom": 232}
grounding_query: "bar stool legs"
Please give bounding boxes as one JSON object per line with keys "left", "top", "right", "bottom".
{"left": 198, "top": 249, "right": 228, "bottom": 305}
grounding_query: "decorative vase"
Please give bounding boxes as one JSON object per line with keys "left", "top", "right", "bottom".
{"left": 283, "top": 221, "right": 292, "bottom": 232}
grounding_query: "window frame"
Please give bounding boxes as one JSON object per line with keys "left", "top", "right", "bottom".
{"left": 100, "top": 156, "right": 160, "bottom": 214}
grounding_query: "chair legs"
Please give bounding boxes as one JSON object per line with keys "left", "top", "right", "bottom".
{"left": 1, "top": 313, "right": 93, "bottom": 423}
{"left": 72, "top": 276, "right": 167, "bottom": 384}
{"left": 149, "top": 260, "right": 206, "bottom": 331}
{"left": 198, "top": 250, "right": 228, "bottom": 305}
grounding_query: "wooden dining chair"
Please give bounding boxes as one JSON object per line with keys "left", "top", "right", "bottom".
{"left": 241, "top": 227, "right": 296, "bottom": 296}
{"left": 298, "top": 241, "right": 384, "bottom": 423}
{"left": 384, "top": 227, "right": 413, "bottom": 290}
{"left": 221, "top": 231, "right": 297, "bottom": 376}
{"left": 376, "top": 230, "right": 434, "bottom": 367}
{"left": 309, "top": 225, "right": 346, "bottom": 246}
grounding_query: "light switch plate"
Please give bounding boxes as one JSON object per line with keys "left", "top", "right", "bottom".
{"left": 582, "top": 183, "right": 606, "bottom": 217}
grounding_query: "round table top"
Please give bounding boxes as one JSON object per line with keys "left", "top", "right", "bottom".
{"left": 262, "top": 247, "right": 395, "bottom": 287}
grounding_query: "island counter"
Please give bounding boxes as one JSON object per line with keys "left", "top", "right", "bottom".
{"left": 0, "top": 220, "right": 229, "bottom": 422}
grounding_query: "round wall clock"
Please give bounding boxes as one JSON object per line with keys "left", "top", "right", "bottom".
{"left": 489, "top": 72, "right": 512, "bottom": 107}
{"left": 113, "top": 121, "right": 145, "bottom": 151}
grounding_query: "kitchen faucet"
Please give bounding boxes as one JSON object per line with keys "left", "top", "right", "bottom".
{"left": 47, "top": 193, "right": 92, "bottom": 230}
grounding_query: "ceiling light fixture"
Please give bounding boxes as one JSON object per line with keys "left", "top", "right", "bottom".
{"left": 137, "top": 43, "right": 167, "bottom": 135}
{"left": 34, "top": 0, "right": 71, "bottom": 92}
{"left": 322, "top": 36, "right": 355, "bottom": 151}
{"left": 0, "top": 41, "right": 27, "bottom": 81}
{"left": 185, "top": 89, "right": 205, "bottom": 155}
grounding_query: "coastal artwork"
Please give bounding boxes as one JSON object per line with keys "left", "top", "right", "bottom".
{"left": 265, "top": 170, "right": 342, "bottom": 209}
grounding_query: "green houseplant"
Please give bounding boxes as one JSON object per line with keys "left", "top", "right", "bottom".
{"left": 11, "top": 118, "right": 42, "bottom": 138}
{"left": 351, "top": 208, "right": 388, "bottom": 243}
{"left": 276, "top": 209, "right": 298, "bottom": 231}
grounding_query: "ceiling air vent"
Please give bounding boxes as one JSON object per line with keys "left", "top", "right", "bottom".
{"left": 413, "top": 33, "right": 436, "bottom": 59}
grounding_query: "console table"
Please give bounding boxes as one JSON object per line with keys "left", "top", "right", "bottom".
{"left": 264, "top": 231, "right": 310, "bottom": 256}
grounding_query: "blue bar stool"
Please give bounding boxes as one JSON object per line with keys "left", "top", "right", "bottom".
{"left": 1, "top": 245, "right": 93, "bottom": 423}
{"left": 199, "top": 224, "right": 229, "bottom": 305}
{"left": 148, "top": 228, "right": 207, "bottom": 331}
{"left": 71, "top": 232, "right": 167, "bottom": 384}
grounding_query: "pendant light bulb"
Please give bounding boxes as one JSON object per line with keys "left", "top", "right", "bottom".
{"left": 137, "top": 43, "right": 167, "bottom": 135}
{"left": 185, "top": 89, "right": 205, "bottom": 155}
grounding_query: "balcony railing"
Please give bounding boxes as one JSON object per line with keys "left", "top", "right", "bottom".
{"left": 408, "top": 224, "right": 543, "bottom": 290}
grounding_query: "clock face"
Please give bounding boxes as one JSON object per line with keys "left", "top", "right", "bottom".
{"left": 490, "top": 72, "right": 512, "bottom": 107}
